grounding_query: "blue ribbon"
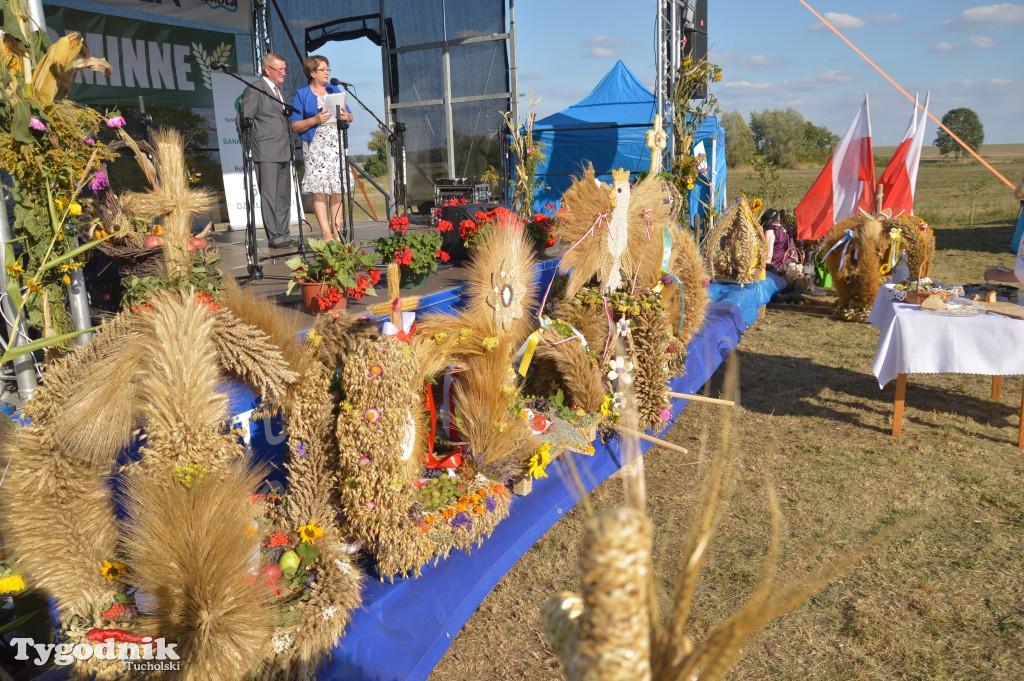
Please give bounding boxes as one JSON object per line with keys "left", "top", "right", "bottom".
{"left": 822, "top": 229, "right": 854, "bottom": 270}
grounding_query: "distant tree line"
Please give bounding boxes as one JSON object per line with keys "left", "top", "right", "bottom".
{"left": 722, "top": 106, "right": 985, "bottom": 168}
{"left": 720, "top": 108, "right": 838, "bottom": 169}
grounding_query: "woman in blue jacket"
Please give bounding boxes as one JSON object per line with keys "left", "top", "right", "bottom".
{"left": 290, "top": 55, "right": 354, "bottom": 241}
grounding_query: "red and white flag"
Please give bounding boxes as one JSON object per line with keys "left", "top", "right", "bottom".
{"left": 795, "top": 95, "right": 876, "bottom": 240}
{"left": 878, "top": 92, "right": 930, "bottom": 216}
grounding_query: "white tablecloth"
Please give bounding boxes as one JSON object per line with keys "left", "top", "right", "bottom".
{"left": 868, "top": 285, "right": 1024, "bottom": 388}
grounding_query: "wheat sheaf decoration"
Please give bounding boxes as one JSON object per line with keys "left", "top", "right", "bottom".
{"left": 543, "top": 358, "right": 890, "bottom": 681}
{"left": 0, "top": 288, "right": 368, "bottom": 681}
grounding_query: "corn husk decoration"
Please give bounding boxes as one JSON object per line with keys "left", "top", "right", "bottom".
{"left": 705, "top": 198, "right": 765, "bottom": 285}
{"left": 822, "top": 211, "right": 885, "bottom": 310}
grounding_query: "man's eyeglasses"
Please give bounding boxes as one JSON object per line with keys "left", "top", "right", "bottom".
{"left": 268, "top": 65, "right": 287, "bottom": 75}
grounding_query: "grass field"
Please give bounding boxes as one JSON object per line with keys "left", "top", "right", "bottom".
{"left": 428, "top": 145, "right": 1024, "bottom": 680}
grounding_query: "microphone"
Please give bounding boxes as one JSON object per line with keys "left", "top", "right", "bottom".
{"left": 329, "top": 78, "right": 352, "bottom": 88}
{"left": 210, "top": 61, "right": 229, "bottom": 72}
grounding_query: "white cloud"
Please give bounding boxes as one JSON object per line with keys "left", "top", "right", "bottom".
{"left": 863, "top": 13, "right": 902, "bottom": 22}
{"left": 931, "top": 41, "right": 967, "bottom": 52}
{"left": 581, "top": 35, "right": 633, "bottom": 48}
{"left": 943, "top": 3, "right": 1024, "bottom": 30}
{"left": 581, "top": 47, "right": 616, "bottom": 59}
{"left": 740, "top": 55, "right": 785, "bottom": 69}
{"left": 969, "top": 35, "right": 998, "bottom": 47}
{"left": 808, "top": 12, "right": 866, "bottom": 31}
{"left": 522, "top": 70, "right": 546, "bottom": 80}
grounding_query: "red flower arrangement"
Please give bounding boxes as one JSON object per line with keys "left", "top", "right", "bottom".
{"left": 526, "top": 203, "right": 564, "bottom": 248}
{"left": 375, "top": 214, "right": 446, "bottom": 276}
{"left": 285, "top": 238, "right": 379, "bottom": 309}
{"left": 460, "top": 205, "right": 520, "bottom": 250}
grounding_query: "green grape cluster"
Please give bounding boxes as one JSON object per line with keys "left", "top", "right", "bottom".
{"left": 415, "top": 476, "right": 465, "bottom": 511}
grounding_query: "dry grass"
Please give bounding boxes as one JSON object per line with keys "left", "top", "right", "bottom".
{"left": 428, "top": 146, "right": 1024, "bottom": 680}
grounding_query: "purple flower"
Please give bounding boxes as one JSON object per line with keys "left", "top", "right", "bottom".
{"left": 296, "top": 441, "right": 308, "bottom": 458}
{"left": 659, "top": 408, "right": 671, "bottom": 422}
{"left": 451, "top": 512, "right": 472, "bottom": 530}
{"left": 484, "top": 496, "right": 496, "bottom": 512}
{"left": 106, "top": 115, "right": 127, "bottom": 128}
{"left": 90, "top": 170, "right": 108, "bottom": 193}
{"left": 84, "top": 136, "right": 95, "bottom": 146}
{"left": 29, "top": 117, "right": 46, "bottom": 132}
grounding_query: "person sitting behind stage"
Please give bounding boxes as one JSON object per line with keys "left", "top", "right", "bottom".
{"left": 289, "top": 55, "right": 354, "bottom": 241}
{"left": 238, "top": 52, "right": 296, "bottom": 249}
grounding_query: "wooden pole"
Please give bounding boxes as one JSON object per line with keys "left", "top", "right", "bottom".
{"left": 615, "top": 425, "right": 689, "bottom": 456}
{"left": 668, "top": 391, "right": 736, "bottom": 407}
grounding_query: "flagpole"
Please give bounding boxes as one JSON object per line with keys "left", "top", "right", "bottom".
{"left": 798, "top": 0, "right": 1014, "bottom": 190}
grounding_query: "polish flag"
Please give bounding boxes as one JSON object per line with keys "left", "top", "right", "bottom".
{"left": 795, "top": 95, "right": 876, "bottom": 240}
{"left": 879, "top": 93, "right": 930, "bottom": 216}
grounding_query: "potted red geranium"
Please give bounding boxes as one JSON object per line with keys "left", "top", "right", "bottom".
{"left": 286, "top": 238, "right": 380, "bottom": 314}
{"left": 525, "top": 203, "right": 564, "bottom": 254}
{"left": 376, "top": 214, "right": 448, "bottom": 289}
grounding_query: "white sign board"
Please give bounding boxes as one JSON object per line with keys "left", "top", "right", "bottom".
{"left": 212, "top": 71, "right": 298, "bottom": 231}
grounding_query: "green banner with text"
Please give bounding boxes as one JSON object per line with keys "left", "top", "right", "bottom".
{"left": 43, "top": 6, "right": 239, "bottom": 108}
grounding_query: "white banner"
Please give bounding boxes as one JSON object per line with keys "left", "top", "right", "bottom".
{"left": 212, "top": 71, "right": 298, "bottom": 231}
{"left": 72, "top": 0, "right": 252, "bottom": 32}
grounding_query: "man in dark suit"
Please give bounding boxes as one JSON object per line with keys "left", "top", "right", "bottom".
{"left": 239, "top": 52, "right": 296, "bottom": 248}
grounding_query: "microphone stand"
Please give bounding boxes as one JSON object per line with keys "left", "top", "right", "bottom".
{"left": 334, "top": 106, "right": 354, "bottom": 244}
{"left": 339, "top": 81, "right": 405, "bottom": 215}
{"left": 217, "top": 65, "right": 312, "bottom": 281}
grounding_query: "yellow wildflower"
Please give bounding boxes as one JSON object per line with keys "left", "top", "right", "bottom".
{"left": 62, "top": 275, "right": 71, "bottom": 285}
{"left": 175, "top": 463, "right": 206, "bottom": 489}
{"left": 0, "top": 574, "right": 25, "bottom": 593}
{"left": 68, "top": 202, "right": 82, "bottom": 217}
{"left": 433, "top": 331, "right": 449, "bottom": 343}
{"left": 152, "top": 224, "right": 164, "bottom": 235}
{"left": 459, "top": 328, "right": 473, "bottom": 343}
{"left": 100, "top": 560, "right": 126, "bottom": 581}
{"left": 481, "top": 336, "right": 499, "bottom": 351}
{"left": 25, "top": 278, "right": 43, "bottom": 294}
{"left": 297, "top": 521, "right": 324, "bottom": 544}
{"left": 305, "top": 327, "right": 323, "bottom": 349}
{"left": 55, "top": 197, "right": 66, "bottom": 210}
{"left": 4, "top": 261, "right": 24, "bottom": 275}
{"left": 600, "top": 395, "right": 612, "bottom": 417}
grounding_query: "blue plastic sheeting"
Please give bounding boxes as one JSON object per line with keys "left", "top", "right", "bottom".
{"left": 707, "top": 272, "right": 787, "bottom": 328}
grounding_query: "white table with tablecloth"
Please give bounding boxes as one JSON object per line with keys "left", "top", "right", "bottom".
{"left": 868, "top": 284, "right": 1024, "bottom": 444}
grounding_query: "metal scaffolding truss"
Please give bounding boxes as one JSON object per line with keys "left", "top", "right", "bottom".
{"left": 656, "top": 0, "right": 698, "bottom": 166}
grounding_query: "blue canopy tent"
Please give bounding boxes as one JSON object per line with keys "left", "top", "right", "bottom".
{"left": 532, "top": 61, "right": 655, "bottom": 210}
{"left": 529, "top": 60, "right": 726, "bottom": 225}
{"left": 688, "top": 115, "right": 728, "bottom": 225}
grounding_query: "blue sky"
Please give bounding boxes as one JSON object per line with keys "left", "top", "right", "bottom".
{"left": 321, "top": 1, "right": 1022, "bottom": 154}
